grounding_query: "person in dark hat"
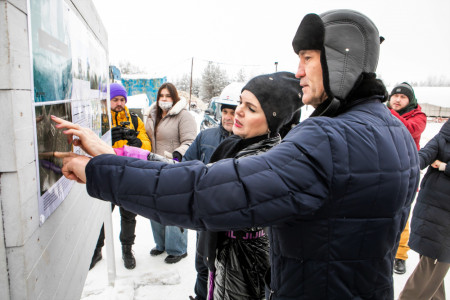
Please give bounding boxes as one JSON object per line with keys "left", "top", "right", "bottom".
{"left": 89, "top": 83, "right": 151, "bottom": 270}
{"left": 196, "top": 72, "right": 302, "bottom": 300}
{"left": 184, "top": 87, "right": 240, "bottom": 300}
{"left": 54, "top": 9, "right": 419, "bottom": 299}
{"left": 388, "top": 82, "right": 426, "bottom": 150}
{"left": 387, "top": 82, "right": 426, "bottom": 275}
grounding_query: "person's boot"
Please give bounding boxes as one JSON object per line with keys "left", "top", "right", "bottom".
{"left": 89, "top": 247, "right": 102, "bottom": 270}
{"left": 394, "top": 258, "right": 406, "bottom": 274}
{"left": 122, "top": 245, "right": 136, "bottom": 269}
{"left": 164, "top": 253, "right": 188, "bottom": 264}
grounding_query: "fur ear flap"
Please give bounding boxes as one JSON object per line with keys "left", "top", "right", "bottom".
{"left": 292, "top": 13, "right": 325, "bottom": 54}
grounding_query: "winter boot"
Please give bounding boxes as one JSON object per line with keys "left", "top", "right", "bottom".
{"left": 164, "top": 253, "right": 188, "bottom": 264}
{"left": 89, "top": 247, "right": 102, "bottom": 270}
{"left": 394, "top": 258, "right": 406, "bottom": 274}
{"left": 122, "top": 245, "right": 136, "bottom": 269}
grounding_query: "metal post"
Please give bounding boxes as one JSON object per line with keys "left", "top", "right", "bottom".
{"left": 189, "top": 57, "right": 194, "bottom": 110}
{"left": 275, "top": 62, "right": 278, "bottom": 72}
{"left": 104, "top": 208, "right": 116, "bottom": 286}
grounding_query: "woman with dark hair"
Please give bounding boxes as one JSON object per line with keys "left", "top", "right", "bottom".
{"left": 201, "top": 72, "right": 302, "bottom": 300}
{"left": 145, "top": 82, "right": 197, "bottom": 264}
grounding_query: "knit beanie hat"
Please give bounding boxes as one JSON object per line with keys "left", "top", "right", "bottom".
{"left": 388, "top": 82, "right": 418, "bottom": 115}
{"left": 110, "top": 83, "right": 128, "bottom": 102}
{"left": 242, "top": 72, "right": 303, "bottom": 136}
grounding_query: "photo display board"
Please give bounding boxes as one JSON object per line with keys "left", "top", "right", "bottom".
{"left": 29, "top": 0, "right": 110, "bottom": 224}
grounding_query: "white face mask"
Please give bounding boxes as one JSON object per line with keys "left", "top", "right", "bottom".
{"left": 159, "top": 101, "right": 173, "bottom": 111}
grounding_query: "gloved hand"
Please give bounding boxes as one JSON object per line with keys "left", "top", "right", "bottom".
{"left": 127, "top": 137, "right": 142, "bottom": 148}
{"left": 172, "top": 151, "right": 182, "bottom": 162}
{"left": 111, "top": 126, "right": 123, "bottom": 144}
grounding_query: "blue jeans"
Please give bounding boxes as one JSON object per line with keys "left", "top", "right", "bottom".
{"left": 150, "top": 220, "right": 187, "bottom": 256}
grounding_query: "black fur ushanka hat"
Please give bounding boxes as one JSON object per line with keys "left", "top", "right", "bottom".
{"left": 292, "top": 9, "right": 383, "bottom": 116}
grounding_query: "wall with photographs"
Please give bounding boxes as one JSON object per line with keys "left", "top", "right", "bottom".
{"left": 0, "top": 0, "right": 112, "bottom": 298}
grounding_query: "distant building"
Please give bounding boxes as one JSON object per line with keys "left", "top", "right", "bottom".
{"left": 109, "top": 65, "right": 121, "bottom": 82}
{"left": 121, "top": 76, "right": 167, "bottom": 105}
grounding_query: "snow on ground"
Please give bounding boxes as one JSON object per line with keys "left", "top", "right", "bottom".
{"left": 81, "top": 213, "right": 197, "bottom": 300}
{"left": 81, "top": 120, "right": 449, "bottom": 300}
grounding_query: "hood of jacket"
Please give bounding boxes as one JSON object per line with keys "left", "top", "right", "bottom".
{"left": 440, "top": 119, "right": 450, "bottom": 141}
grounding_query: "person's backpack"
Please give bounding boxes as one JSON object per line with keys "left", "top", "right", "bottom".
{"left": 130, "top": 112, "right": 139, "bottom": 133}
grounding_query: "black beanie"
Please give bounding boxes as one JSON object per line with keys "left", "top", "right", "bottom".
{"left": 221, "top": 104, "right": 236, "bottom": 111}
{"left": 242, "top": 72, "right": 303, "bottom": 136}
{"left": 389, "top": 82, "right": 415, "bottom": 103}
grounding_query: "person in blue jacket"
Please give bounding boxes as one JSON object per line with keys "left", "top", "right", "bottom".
{"left": 399, "top": 119, "right": 450, "bottom": 300}
{"left": 183, "top": 100, "right": 238, "bottom": 164}
{"left": 54, "top": 9, "right": 420, "bottom": 299}
{"left": 184, "top": 96, "right": 238, "bottom": 300}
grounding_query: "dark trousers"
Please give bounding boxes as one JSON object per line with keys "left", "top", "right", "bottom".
{"left": 95, "top": 204, "right": 137, "bottom": 249}
{"left": 399, "top": 255, "right": 449, "bottom": 300}
{"left": 194, "top": 232, "right": 209, "bottom": 300}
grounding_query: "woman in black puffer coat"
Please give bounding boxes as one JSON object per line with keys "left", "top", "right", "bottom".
{"left": 202, "top": 72, "right": 302, "bottom": 300}
{"left": 399, "top": 119, "right": 450, "bottom": 300}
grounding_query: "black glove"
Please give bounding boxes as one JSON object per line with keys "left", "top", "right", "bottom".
{"left": 172, "top": 151, "right": 182, "bottom": 162}
{"left": 127, "top": 137, "right": 142, "bottom": 148}
{"left": 111, "top": 126, "right": 123, "bottom": 144}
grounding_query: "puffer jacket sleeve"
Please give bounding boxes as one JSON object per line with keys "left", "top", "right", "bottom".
{"left": 418, "top": 135, "right": 439, "bottom": 169}
{"left": 136, "top": 117, "right": 152, "bottom": 151}
{"left": 182, "top": 130, "right": 203, "bottom": 162}
{"left": 85, "top": 119, "right": 332, "bottom": 232}
{"left": 174, "top": 110, "right": 197, "bottom": 156}
{"left": 444, "top": 162, "right": 450, "bottom": 177}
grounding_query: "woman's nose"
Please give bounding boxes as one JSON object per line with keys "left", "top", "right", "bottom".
{"left": 235, "top": 105, "right": 243, "bottom": 116}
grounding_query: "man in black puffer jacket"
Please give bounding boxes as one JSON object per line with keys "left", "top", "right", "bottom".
{"left": 59, "top": 9, "right": 420, "bottom": 300}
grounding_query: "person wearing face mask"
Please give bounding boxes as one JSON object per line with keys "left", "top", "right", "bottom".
{"left": 145, "top": 82, "right": 197, "bottom": 264}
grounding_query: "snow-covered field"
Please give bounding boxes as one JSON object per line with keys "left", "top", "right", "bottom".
{"left": 81, "top": 121, "right": 449, "bottom": 300}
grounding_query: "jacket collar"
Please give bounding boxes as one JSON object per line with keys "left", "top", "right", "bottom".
{"left": 111, "top": 105, "right": 130, "bottom": 126}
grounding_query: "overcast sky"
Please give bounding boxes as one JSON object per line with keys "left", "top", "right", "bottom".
{"left": 92, "top": 0, "right": 450, "bottom": 86}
